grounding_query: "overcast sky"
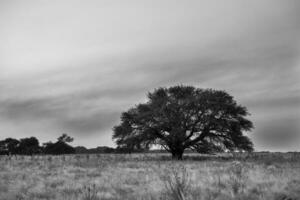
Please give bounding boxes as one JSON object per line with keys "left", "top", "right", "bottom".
{"left": 0, "top": 0, "right": 299, "bottom": 151}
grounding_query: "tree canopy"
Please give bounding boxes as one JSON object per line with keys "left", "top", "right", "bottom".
{"left": 17, "top": 137, "right": 41, "bottom": 155}
{"left": 0, "top": 134, "right": 75, "bottom": 155}
{"left": 0, "top": 138, "right": 19, "bottom": 155}
{"left": 57, "top": 133, "right": 74, "bottom": 143}
{"left": 43, "top": 133, "right": 75, "bottom": 155}
{"left": 113, "top": 85, "right": 254, "bottom": 159}
{"left": 0, "top": 137, "right": 40, "bottom": 155}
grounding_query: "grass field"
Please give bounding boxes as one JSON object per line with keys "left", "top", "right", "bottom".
{"left": 0, "top": 153, "right": 300, "bottom": 200}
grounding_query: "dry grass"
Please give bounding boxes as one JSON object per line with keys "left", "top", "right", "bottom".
{"left": 0, "top": 153, "right": 300, "bottom": 200}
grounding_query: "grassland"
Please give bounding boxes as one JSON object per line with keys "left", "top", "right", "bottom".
{"left": 0, "top": 152, "right": 300, "bottom": 200}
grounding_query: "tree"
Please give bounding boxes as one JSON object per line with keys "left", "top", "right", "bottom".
{"left": 57, "top": 133, "right": 74, "bottom": 143}
{"left": 43, "top": 141, "right": 75, "bottom": 155}
{"left": 113, "top": 85, "right": 254, "bottom": 159}
{"left": 43, "top": 134, "right": 75, "bottom": 155}
{"left": 17, "top": 137, "right": 41, "bottom": 155}
{"left": 0, "top": 138, "right": 20, "bottom": 155}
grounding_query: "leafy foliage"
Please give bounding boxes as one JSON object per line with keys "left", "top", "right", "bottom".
{"left": 0, "top": 138, "right": 19, "bottom": 155}
{"left": 43, "top": 141, "right": 75, "bottom": 155}
{"left": 43, "top": 133, "right": 75, "bottom": 155}
{"left": 113, "top": 85, "right": 254, "bottom": 159}
{"left": 17, "top": 137, "right": 41, "bottom": 155}
{"left": 0, "top": 134, "right": 75, "bottom": 155}
{"left": 57, "top": 133, "right": 74, "bottom": 143}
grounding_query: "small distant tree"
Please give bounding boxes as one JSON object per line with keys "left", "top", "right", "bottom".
{"left": 0, "top": 138, "right": 20, "bottom": 155}
{"left": 17, "top": 137, "right": 41, "bottom": 155}
{"left": 43, "top": 141, "right": 75, "bottom": 155}
{"left": 57, "top": 133, "right": 74, "bottom": 143}
{"left": 113, "top": 85, "right": 254, "bottom": 159}
{"left": 43, "top": 134, "right": 75, "bottom": 155}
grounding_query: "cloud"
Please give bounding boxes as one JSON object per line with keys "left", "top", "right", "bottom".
{"left": 253, "top": 117, "right": 300, "bottom": 151}
{"left": 0, "top": 0, "right": 299, "bottom": 149}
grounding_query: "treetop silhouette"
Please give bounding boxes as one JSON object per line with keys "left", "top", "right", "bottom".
{"left": 113, "top": 85, "right": 254, "bottom": 159}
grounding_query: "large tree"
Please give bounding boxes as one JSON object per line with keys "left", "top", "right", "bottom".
{"left": 113, "top": 85, "right": 254, "bottom": 159}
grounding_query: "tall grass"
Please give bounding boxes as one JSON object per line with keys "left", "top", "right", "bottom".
{"left": 160, "top": 165, "right": 191, "bottom": 200}
{"left": 0, "top": 153, "right": 299, "bottom": 200}
{"left": 81, "top": 184, "right": 99, "bottom": 200}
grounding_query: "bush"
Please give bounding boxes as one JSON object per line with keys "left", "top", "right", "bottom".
{"left": 43, "top": 141, "right": 75, "bottom": 155}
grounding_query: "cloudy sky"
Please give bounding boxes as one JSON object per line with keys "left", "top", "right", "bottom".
{"left": 0, "top": 0, "right": 299, "bottom": 151}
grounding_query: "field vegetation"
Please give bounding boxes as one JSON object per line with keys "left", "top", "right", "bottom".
{"left": 1, "top": 152, "right": 300, "bottom": 200}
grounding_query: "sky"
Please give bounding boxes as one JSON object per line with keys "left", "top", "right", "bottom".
{"left": 0, "top": 0, "right": 299, "bottom": 151}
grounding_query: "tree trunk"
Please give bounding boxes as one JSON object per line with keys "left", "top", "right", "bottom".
{"left": 171, "top": 149, "right": 184, "bottom": 160}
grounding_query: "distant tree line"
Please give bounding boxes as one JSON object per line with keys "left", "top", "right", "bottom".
{"left": 0, "top": 134, "right": 75, "bottom": 155}
{"left": 0, "top": 133, "right": 142, "bottom": 156}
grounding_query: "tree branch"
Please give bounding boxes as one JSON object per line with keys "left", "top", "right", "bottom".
{"left": 184, "top": 110, "right": 206, "bottom": 142}
{"left": 183, "top": 125, "right": 211, "bottom": 148}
